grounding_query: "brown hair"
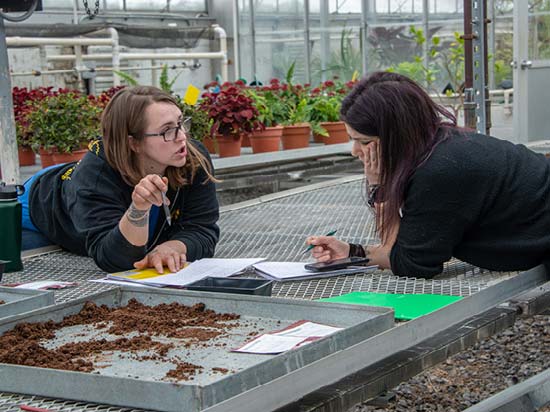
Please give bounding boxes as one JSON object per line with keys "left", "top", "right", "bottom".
{"left": 101, "top": 85, "right": 216, "bottom": 188}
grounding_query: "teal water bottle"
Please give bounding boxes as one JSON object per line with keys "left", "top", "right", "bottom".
{"left": 0, "top": 182, "right": 25, "bottom": 272}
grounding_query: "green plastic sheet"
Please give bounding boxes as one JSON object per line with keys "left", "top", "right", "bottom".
{"left": 320, "top": 291, "right": 463, "bottom": 320}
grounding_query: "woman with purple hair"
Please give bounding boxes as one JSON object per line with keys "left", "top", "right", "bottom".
{"left": 306, "top": 71, "right": 550, "bottom": 278}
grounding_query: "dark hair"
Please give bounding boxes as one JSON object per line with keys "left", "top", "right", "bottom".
{"left": 101, "top": 86, "right": 216, "bottom": 188}
{"left": 340, "top": 71, "right": 457, "bottom": 242}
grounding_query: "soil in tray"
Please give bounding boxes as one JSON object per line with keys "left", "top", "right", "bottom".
{"left": 0, "top": 298, "right": 243, "bottom": 381}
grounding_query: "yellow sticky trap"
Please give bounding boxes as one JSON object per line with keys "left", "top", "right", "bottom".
{"left": 352, "top": 70, "right": 360, "bottom": 82}
{"left": 183, "top": 84, "right": 201, "bottom": 105}
{"left": 112, "top": 268, "right": 171, "bottom": 280}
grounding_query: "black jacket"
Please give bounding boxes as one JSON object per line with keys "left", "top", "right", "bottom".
{"left": 29, "top": 139, "right": 219, "bottom": 272}
{"left": 390, "top": 129, "right": 550, "bottom": 277}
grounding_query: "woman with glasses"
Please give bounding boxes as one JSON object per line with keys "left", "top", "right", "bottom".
{"left": 22, "top": 86, "right": 219, "bottom": 273}
{"left": 306, "top": 71, "right": 550, "bottom": 278}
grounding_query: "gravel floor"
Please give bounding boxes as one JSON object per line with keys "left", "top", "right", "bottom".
{"left": 356, "top": 314, "right": 550, "bottom": 412}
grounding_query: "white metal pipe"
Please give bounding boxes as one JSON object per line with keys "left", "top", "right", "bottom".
{"left": 232, "top": 0, "right": 240, "bottom": 80}
{"left": 11, "top": 63, "right": 195, "bottom": 77}
{"left": 47, "top": 52, "right": 227, "bottom": 61}
{"left": 109, "top": 27, "right": 120, "bottom": 86}
{"left": 6, "top": 37, "right": 114, "bottom": 46}
{"left": 211, "top": 24, "right": 228, "bottom": 82}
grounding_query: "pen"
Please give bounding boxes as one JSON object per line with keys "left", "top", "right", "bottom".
{"left": 302, "top": 229, "right": 338, "bottom": 255}
{"left": 161, "top": 191, "right": 172, "bottom": 226}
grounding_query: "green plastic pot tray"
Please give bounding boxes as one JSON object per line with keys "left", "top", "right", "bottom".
{"left": 319, "top": 291, "right": 463, "bottom": 320}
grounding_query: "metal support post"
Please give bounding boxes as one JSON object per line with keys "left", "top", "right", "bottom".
{"left": 0, "top": 18, "right": 19, "bottom": 184}
{"left": 483, "top": 0, "right": 492, "bottom": 134}
{"left": 463, "top": 0, "right": 476, "bottom": 129}
{"left": 303, "top": 0, "right": 311, "bottom": 84}
{"left": 488, "top": 0, "right": 496, "bottom": 89}
{"left": 319, "top": 0, "right": 329, "bottom": 82}
{"left": 360, "top": 0, "right": 369, "bottom": 75}
{"left": 232, "top": 0, "right": 240, "bottom": 80}
{"left": 471, "top": 0, "right": 487, "bottom": 133}
{"left": 248, "top": 0, "right": 256, "bottom": 81}
{"left": 422, "top": 0, "right": 430, "bottom": 83}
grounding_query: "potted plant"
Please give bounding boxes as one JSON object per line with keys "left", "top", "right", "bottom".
{"left": 309, "top": 79, "right": 350, "bottom": 145}
{"left": 12, "top": 86, "right": 58, "bottom": 166}
{"left": 245, "top": 82, "right": 287, "bottom": 153}
{"left": 179, "top": 101, "right": 213, "bottom": 151}
{"left": 27, "top": 92, "right": 102, "bottom": 165}
{"left": 200, "top": 81, "right": 262, "bottom": 157}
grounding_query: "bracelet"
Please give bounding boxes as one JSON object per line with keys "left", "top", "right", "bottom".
{"left": 348, "top": 243, "right": 367, "bottom": 258}
{"left": 367, "top": 184, "right": 381, "bottom": 208}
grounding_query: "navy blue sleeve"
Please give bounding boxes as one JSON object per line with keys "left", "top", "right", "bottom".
{"left": 164, "top": 142, "right": 220, "bottom": 261}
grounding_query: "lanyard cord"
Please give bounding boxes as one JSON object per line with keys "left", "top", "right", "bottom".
{"left": 145, "top": 187, "right": 180, "bottom": 253}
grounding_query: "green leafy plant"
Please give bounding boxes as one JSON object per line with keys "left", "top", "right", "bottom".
{"left": 160, "top": 64, "right": 184, "bottom": 94}
{"left": 178, "top": 101, "right": 212, "bottom": 142}
{"left": 311, "top": 27, "right": 363, "bottom": 84}
{"left": 245, "top": 81, "right": 288, "bottom": 127}
{"left": 27, "top": 92, "right": 102, "bottom": 153}
{"left": 113, "top": 65, "right": 183, "bottom": 93}
{"left": 113, "top": 70, "right": 139, "bottom": 86}
{"left": 388, "top": 26, "right": 440, "bottom": 87}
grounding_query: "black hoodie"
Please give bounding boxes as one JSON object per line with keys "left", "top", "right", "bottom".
{"left": 29, "top": 139, "right": 219, "bottom": 273}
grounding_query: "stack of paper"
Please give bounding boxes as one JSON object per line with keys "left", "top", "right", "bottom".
{"left": 101, "top": 258, "right": 266, "bottom": 288}
{"left": 253, "top": 261, "right": 377, "bottom": 282}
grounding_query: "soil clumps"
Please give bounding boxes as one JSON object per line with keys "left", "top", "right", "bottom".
{"left": 0, "top": 299, "right": 240, "bottom": 380}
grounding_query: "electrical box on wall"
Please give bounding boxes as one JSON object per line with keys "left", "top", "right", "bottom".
{"left": 1, "top": 0, "right": 43, "bottom": 12}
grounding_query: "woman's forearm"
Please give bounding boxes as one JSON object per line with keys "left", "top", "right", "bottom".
{"left": 119, "top": 202, "right": 149, "bottom": 246}
{"left": 366, "top": 211, "right": 400, "bottom": 270}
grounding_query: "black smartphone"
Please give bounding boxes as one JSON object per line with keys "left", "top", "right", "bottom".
{"left": 304, "top": 257, "right": 371, "bottom": 272}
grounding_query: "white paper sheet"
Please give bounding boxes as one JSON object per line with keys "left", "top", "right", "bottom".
{"left": 117, "top": 258, "right": 266, "bottom": 287}
{"left": 233, "top": 320, "right": 343, "bottom": 354}
{"left": 253, "top": 261, "right": 376, "bottom": 281}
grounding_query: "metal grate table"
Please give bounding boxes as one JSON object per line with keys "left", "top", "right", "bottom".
{"left": 0, "top": 176, "right": 517, "bottom": 412}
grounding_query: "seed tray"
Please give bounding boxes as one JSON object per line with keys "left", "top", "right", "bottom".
{"left": 0, "top": 285, "right": 393, "bottom": 412}
{"left": 0, "top": 286, "right": 54, "bottom": 319}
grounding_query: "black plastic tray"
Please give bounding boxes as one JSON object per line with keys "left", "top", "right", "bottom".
{"left": 186, "top": 277, "right": 273, "bottom": 296}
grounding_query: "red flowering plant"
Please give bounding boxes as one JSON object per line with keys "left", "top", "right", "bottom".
{"left": 308, "top": 78, "right": 357, "bottom": 134}
{"left": 200, "top": 81, "right": 263, "bottom": 140}
{"left": 12, "top": 86, "right": 61, "bottom": 148}
{"left": 93, "top": 85, "right": 126, "bottom": 108}
{"left": 244, "top": 78, "right": 288, "bottom": 127}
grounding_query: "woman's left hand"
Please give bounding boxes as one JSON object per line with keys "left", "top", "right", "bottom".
{"left": 133, "top": 240, "right": 187, "bottom": 273}
{"left": 364, "top": 140, "right": 381, "bottom": 185}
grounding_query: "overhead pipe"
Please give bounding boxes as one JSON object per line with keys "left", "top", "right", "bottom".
{"left": 7, "top": 24, "right": 228, "bottom": 86}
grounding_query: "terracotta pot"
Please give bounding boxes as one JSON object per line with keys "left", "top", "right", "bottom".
{"left": 312, "top": 133, "right": 325, "bottom": 144}
{"left": 39, "top": 147, "right": 56, "bottom": 168}
{"left": 203, "top": 137, "right": 217, "bottom": 154}
{"left": 241, "top": 134, "right": 251, "bottom": 147}
{"left": 52, "top": 148, "right": 88, "bottom": 164}
{"left": 18, "top": 146, "right": 36, "bottom": 166}
{"left": 281, "top": 123, "right": 311, "bottom": 150}
{"left": 216, "top": 135, "right": 242, "bottom": 158}
{"left": 249, "top": 126, "right": 283, "bottom": 154}
{"left": 321, "top": 121, "right": 349, "bottom": 145}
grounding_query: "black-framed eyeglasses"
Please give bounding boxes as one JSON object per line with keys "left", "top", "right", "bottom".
{"left": 142, "top": 117, "right": 192, "bottom": 142}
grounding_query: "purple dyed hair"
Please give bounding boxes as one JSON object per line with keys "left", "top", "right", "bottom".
{"left": 340, "top": 71, "right": 457, "bottom": 242}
